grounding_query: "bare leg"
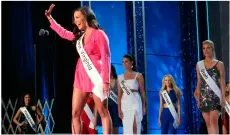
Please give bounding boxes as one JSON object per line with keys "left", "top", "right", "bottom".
{"left": 209, "top": 110, "right": 219, "bottom": 134}
{"left": 71, "top": 88, "right": 89, "bottom": 134}
{"left": 222, "top": 124, "right": 228, "bottom": 134}
{"left": 133, "top": 116, "right": 137, "bottom": 134}
{"left": 202, "top": 112, "right": 211, "bottom": 134}
{"left": 113, "top": 127, "right": 118, "bottom": 134}
{"left": 93, "top": 94, "right": 112, "bottom": 134}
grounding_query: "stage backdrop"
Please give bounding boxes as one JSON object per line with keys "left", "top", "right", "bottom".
{"left": 82, "top": 1, "right": 128, "bottom": 75}
{"left": 143, "top": 1, "right": 187, "bottom": 134}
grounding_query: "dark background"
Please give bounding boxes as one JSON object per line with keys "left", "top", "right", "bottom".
{"left": 2, "top": 1, "right": 81, "bottom": 133}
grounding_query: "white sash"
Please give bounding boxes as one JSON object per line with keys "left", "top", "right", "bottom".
{"left": 83, "top": 104, "right": 97, "bottom": 129}
{"left": 109, "top": 90, "right": 118, "bottom": 104}
{"left": 198, "top": 61, "right": 230, "bottom": 116}
{"left": 118, "top": 75, "right": 138, "bottom": 104}
{"left": 76, "top": 34, "right": 107, "bottom": 101}
{"left": 224, "top": 101, "right": 230, "bottom": 116}
{"left": 161, "top": 91, "right": 179, "bottom": 129}
{"left": 20, "top": 107, "right": 36, "bottom": 132}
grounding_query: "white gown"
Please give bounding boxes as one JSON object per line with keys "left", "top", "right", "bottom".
{"left": 119, "top": 73, "right": 143, "bottom": 134}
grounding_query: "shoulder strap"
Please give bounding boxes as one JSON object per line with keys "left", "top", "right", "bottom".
{"left": 214, "top": 60, "right": 219, "bottom": 67}
{"left": 134, "top": 73, "right": 139, "bottom": 80}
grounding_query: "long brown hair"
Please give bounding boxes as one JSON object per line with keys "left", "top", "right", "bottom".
{"left": 71, "top": 6, "right": 100, "bottom": 45}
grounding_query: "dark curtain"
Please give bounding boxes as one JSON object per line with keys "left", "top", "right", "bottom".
{"left": 2, "top": 1, "right": 81, "bottom": 133}
{"left": 2, "top": 1, "right": 36, "bottom": 100}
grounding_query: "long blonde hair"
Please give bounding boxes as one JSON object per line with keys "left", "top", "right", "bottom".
{"left": 160, "top": 74, "right": 182, "bottom": 97}
{"left": 202, "top": 40, "right": 216, "bottom": 58}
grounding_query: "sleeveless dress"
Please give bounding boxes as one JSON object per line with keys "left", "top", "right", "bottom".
{"left": 119, "top": 73, "right": 143, "bottom": 134}
{"left": 199, "top": 61, "right": 221, "bottom": 112}
{"left": 97, "top": 80, "right": 122, "bottom": 127}
{"left": 19, "top": 106, "right": 36, "bottom": 134}
{"left": 161, "top": 90, "right": 178, "bottom": 134}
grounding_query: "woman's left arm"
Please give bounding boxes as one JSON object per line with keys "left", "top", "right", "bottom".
{"left": 177, "top": 93, "right": 181, "bottom": 125}
{"left": 217, "top": 61, "right": 226, "bottom": 106}
{"left": 33, "top": 106, "right": 44, "bottom": 124}
{"left": 137, "top": 73, "right": 146, "bottom": 115}
{"left": 97, "top": 30, "right": 111, "bottom": 85}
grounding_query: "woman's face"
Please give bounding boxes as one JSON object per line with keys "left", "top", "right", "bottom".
{"left": 122, "top": 57, "right": 132, "bottom": 70}
{"left": 24, "top": 94, "right": 31, "bottom": 106}
{"left": 73, "top": 10, "right": 87, "bottom": 31}
{"left": 202, "top": 43, "right": 213, "bottom": 58}
{"left": 164, "top": 76, "right": 172, "bottom": 88}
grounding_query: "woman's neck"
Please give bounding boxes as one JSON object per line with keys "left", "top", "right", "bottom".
{"left": 85, "top": 27, "right": 93, "bottom": 35}
{"left": 125, "top": 69, "right": 133, "bottom": 74}
{"left": 166, "top": 87, "right": 172, "bottom": 91}
{"left": 204, "top": 56, "right": 214, "bottom": 62}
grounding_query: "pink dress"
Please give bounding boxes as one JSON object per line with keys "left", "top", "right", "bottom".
{"left": 50, "top": 20, "right": 110, "bottom": 92}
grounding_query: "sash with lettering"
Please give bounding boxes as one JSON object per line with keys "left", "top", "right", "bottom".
{"left": 76, "top": 34, "right": 107, "bottom": 101}
{"left": 109, "top": 90, "right": 118, "bottom": 104}
{"left": 198, "top": 61, "right": 230, "bottom": 116}
{"left": 20, "top": 107, "right": 37, "bottom": 132}
{"left": 161, "top": 90, "right": 179, "bottom": 128}
{"left": 118, "top": 75, "right": 138, "bottom": 104}
{"left": 83, "top": 104, "right": 97, "bottom": 129}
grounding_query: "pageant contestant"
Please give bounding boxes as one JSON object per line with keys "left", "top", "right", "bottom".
{"left": 194, "top": 40, "right": 226, "bottom": 134}
{"left": 222, "top": 82, "right": 230, "bottom": 134}
{"left": 97, "top": 64, "right": 122, "bottom": 134}
{"left": 81, "top": 93, "right": 98, "bottom": 134}
{"left": 13, "top": 93, "right": 44, "bottom": 134}
{"left": 45, "top": 4, "right": 112, "bottom": 134}
{"left": 158, "top": 74, "right": 182, "bottom": 134}
{"left": 117, "top": 54, "right": 146, "bottom": 134}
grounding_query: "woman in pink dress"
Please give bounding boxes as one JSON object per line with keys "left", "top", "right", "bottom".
{"left": 45, "top": 4, "right": 112, "bottom": 134}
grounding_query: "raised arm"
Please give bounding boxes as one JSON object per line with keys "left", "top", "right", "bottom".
{"left": 45, "top": 4, "right": 75, "bottom": 41}
{"left": 217, "top": 61, "right": 226, "bottom": 106}
{"left": 137, "top": 73, "right": 146, "bottom": 115}
{"left": 96, "top": 30, "right": 111, "bottom": 84}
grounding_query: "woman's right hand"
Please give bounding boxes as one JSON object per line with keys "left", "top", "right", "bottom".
{"left": 45, "top": 4, "right": 55, "bottom": 18}
{"left": 118, "top": 110, "right": 123, "bottom": 119}
{"left": 158, "top": 119, "right": 161, "bottom": 127}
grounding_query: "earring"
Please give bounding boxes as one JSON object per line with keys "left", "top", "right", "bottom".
{"left": 131, "top": 65, "right": 133, "bottom": 68}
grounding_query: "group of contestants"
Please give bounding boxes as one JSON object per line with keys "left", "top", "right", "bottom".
{"left": 11, "top": 4, "right": 229, "bottom": 134}
{"left": 45, "top": 4, "right": 229, "bottom": 134}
